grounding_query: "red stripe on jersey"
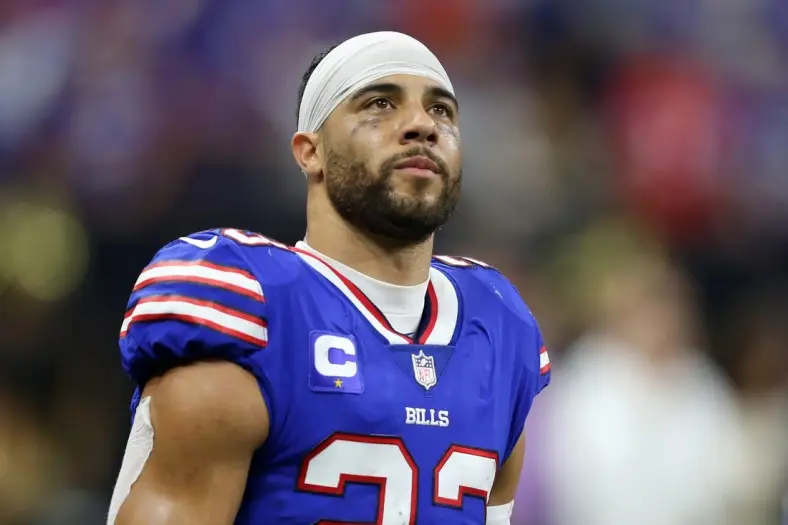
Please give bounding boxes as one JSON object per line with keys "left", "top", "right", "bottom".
{"left": 133, "top": 261, "right": 264, "bottom": 301}
{"left": 539, "top": 346, "right": 551, "bottom": 375}
{"left": 143, "top": 260, "right": 256, "bottom": 280}
{"left": 121, "top": 295, "right": 267, "bottom": 347}
{"left": 416, "top": 282, "right": 439, "bottom": 344}
{"left": 124, "top": 295, "right": 264, "bottom": 325}
{"left": 134, "top": 275, "right": 263, "bottom": 301}
{"left": 123, "top": 313, "right": 266, "bottom": 347}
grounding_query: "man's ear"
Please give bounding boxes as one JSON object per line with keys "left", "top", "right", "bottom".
{"left": 291, "top": 132, "right": 323, "bottom": 180}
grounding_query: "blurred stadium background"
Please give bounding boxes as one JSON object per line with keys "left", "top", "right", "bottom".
{"left": 0, "top": 0, "right": 786, "bottom": 523}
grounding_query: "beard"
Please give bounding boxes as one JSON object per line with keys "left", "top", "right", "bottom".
{"left": 323, "top": 145, "right": 461, "bottom": 244}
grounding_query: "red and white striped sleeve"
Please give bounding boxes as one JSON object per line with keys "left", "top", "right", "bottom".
{"left": 119, "top": 231, "right": 268, "bottom": 387}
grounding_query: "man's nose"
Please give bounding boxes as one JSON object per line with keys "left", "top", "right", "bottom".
{"left": 398, "top": 106, "right": 437, "bottom": 146}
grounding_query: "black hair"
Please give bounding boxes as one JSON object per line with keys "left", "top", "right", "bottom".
{"left": 296, "top": 44, "right": 340, "bottom": 123}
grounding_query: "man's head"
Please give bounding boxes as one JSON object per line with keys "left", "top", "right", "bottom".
{"left": 292, "top": 32, "right": 462, "bottom": 245}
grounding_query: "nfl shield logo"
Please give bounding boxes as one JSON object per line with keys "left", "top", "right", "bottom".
{"left": 411, "top": 350, "right": 437, "bottom": 390}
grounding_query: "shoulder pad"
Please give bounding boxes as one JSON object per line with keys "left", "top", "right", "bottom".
{"left": 219, "top": 228, "right": 290, "bottom": 250}
{"left": 433, "top": 255, "right": 534, "bottom": 322}
{"left": 119, "top": 229, "right": 268, "bottom": 386}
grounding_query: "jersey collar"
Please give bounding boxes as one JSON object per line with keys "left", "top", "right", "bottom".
{"left": 292, "top": 243, "right": 460, "bottom": 346}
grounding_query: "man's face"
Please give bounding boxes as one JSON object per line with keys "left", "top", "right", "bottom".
{"left": 319, "top": 74, "right": 462, "bottom": 243}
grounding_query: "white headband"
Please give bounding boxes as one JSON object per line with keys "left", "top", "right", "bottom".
{"left": 297, "top": 31, "right": 454, "bottom": 133}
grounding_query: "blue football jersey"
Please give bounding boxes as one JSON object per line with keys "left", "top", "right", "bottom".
{"left": 120, "top": 228, "right": 551, "bottom": 525}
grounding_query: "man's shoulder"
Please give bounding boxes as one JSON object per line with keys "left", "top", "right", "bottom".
{"left": 431, "top": 255, "right": 537, "bottom": 327}
{"left": 171, "top": 227, "right": 293, "bottom": 255}
{"left": 166, "top": 228, "right": 304, "bottom": 282}
{"left": 119, "top": 228, "right": 302, "bottom": 386}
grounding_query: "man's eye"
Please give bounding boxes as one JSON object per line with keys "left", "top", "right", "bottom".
{"left": 430, "top": 104, "right": 453, "bottom": 118}
{"left": 370, "top": 98, "right": 393, "bottom": 110}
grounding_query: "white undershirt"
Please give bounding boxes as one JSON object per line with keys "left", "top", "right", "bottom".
{"left": 296, "top": 241, "right": 428, "bottom": 337}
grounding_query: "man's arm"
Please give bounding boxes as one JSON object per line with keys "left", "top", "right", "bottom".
{"left": 112, "top": 361, "right": 269, "bottom": 525}
{"left": 486, "top": 432, "right": 526, "bottom": 523}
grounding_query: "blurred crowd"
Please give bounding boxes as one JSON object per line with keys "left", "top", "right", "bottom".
{"left": 0, "top": 0, "right": 786, "bottom": 524}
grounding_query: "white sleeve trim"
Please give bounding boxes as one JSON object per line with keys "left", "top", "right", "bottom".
{"left": 107, "top": 397, "right": 155, "bottom": 525}
{"left": 486, "top": 500, "right": 514, "bottom": 524}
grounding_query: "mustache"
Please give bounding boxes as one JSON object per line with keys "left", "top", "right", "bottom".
{"left": 384, "top": 147, "right": 449, "bottom": 177}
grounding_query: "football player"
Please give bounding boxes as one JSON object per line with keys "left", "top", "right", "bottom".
{"left": 109, "top": 31, "right": 551, "bottom": 525}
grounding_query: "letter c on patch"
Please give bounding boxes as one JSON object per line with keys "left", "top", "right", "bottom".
{"left": 313, "top": 334, "right": 357, "bottom": 378}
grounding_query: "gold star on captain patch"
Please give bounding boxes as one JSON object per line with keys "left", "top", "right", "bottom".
{"left": 334, "top": 378, "right": 343, "bottom": 388}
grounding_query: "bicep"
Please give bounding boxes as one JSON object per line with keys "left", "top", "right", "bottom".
{"left": 489, "top": 431, "right": 526, "bottom": 506}
{"left": 112, "top": 361, "right": 269, "bottom": 525}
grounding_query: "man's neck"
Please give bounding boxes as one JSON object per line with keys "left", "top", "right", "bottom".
{"left": 304, "top": 211, "right": 433, "bottom": 286}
